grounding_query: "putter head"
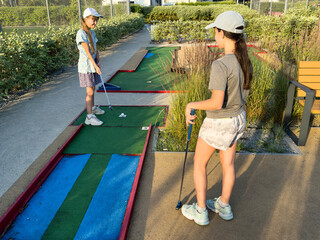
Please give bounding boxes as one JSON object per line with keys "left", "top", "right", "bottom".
{"left": 109, "top": 105, "right": 113, "bottom": 111}
{"left": 176, "top": 201, "right": 182, "bottom": 210}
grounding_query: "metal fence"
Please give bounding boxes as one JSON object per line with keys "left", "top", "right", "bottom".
{"left": 0, "top": 0, "right": 131, "bottom": 28}
{"left": 249, "top": 0, "right": 319, "bottom": 15}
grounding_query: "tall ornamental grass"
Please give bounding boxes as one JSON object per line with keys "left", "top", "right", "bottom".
{"left": 246, "top": 57, "right": 289, "bottom": 126}
{"left": 157, "top": 44, "right": 292, "bottom": 152}
{"left": 157, "top": 43, "right": 220, "bottom": 151}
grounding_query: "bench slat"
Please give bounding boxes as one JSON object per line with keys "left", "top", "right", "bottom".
{"left": 297, "top": 89, "right": 320, "bottom": 97}
{"left": 298, "top": 68, "right": 320, "bottom": 75}
{"left": 299, "top": 61, "right": 320, "bottom": 68}
{"left": 298, "top": 76, "right": 320, "bottom": 83}
{"left": 298, "top": 99, "right": 320, "bottom": 114}
{"left": 296, "top": 82, "right": 320, "bottom": 90}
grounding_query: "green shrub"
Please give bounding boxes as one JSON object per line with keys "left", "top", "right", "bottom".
{"left": 151, "top": 5, "right": 320, "bottom": 63}
{"left": 147, "top": 5, "right": 259, "bottom": 22}
{"left": 152, "top": 20, "right": 214, "bottom": 42}
{"left": 0, "top": 6, "right": 78, "bottom": 26}
{"left": 0, "top": 4, "right": 133, "bottom": 27}
{"left": 130, "top": 4, "right": 154, "bottom": 18}
{"left": 177, "top": 0, "right": 235, "bottom": 5}
{"left": 0, "top": 13, "right": 144, "bottom": 99}
{"left": 260, "top": 2, "right": 285, "bottom": 14}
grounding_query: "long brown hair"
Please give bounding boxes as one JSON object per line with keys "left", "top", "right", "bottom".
{"left": 81, "top": 17, "right": 95, "bottom": 55}
{"left": 218, "top": 28, "right": 252, "bottom": 90}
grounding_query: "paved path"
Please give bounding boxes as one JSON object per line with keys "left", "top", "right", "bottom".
{"left": 127, "top": 128, "right": 320, "bottom": 240}
{"left": 0, "top": 26, "right": 170, "bottom": 198}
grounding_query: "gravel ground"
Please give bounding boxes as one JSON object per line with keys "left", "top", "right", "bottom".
{"left": 154, "top": 126, "right": 301, "bottom": 155}
{"left": 237, "top": 127, "right": 301, "bottom": 154}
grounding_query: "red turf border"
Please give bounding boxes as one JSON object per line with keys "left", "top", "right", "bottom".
{"left": 118, "top": 124, "right": 152, "bottom": 240}
{"left": 0, "top": 124, "right": 84, "bottom": 236}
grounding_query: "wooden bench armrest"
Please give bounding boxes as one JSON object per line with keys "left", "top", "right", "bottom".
{"left": 289, "top": 80, "right": 316, "bottom": 96}
{"left": 283, "top": 81, "right": 316, "bottom": 146}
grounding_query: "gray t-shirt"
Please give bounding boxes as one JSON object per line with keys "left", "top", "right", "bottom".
{"left": 206, "top": 54, "right": 249, "bottom": 119}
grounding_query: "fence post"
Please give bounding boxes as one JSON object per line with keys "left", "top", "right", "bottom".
{"left": 126, "top": 0, "right": 130, "bottom": 15}
{"left": 46, "top": 0, "right": 51, "bottom": 27}
{"left": 284, "top": 0, "right": 288, "bottom": 13}
{"left": 78, "top": 0, "right": 82, "bottom": 25}
{"left": 110, "top": 0, "right": 113, "bottom": 17}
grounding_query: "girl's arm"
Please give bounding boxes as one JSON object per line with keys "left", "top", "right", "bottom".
{"left": 185, "top": 89, "right": 224, "bottom": 125}
{"left": 81, "top": 42, "right": 101, "bottom": 75}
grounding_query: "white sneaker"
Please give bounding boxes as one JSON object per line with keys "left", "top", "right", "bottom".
{"left": 85, "top": 114, "right": 103, "bottom": 126}
{"left": 92, "top": 106, "right": 105, "bottom": 115}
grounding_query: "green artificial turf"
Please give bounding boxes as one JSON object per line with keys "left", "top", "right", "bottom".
{"left": 72, "top": 106, "right": 167, "bottom": 127}
{"left": 42, "top": 154, "right": 112, "bottom": 240}
{"left": 108, "top": 47, "right": 179, "bottom": 91}
{"left": 63, "top": 126, "right": 149, "bottom": 154}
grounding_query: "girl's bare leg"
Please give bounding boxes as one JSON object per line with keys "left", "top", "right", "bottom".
{"left": 219, "top": 142, "right": 237, "bottom": 204}
{"left": 86, "top": 87, "right": 95, "bottom": 114}
{"left": 193, "top": 137, "right": 216, "bottom": 208}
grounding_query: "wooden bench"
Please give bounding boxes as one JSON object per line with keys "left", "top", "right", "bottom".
{"left": 283, "top": 61, "right": 320, "bottom": 146}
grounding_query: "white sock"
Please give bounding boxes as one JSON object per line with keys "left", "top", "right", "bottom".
{"left": 196, "top": 203, "right": 207, "bottom": 213}
{"left": 219, "top": 198, "right": 229, "bottom": 208}
{"left": 87, "top": 114, "right": 94, "bottom": 118}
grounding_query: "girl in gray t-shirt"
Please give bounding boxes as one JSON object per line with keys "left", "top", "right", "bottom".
{"left": 182, "top": 11, "right": 252, "bottom": 226}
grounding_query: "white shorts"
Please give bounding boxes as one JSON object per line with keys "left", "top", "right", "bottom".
{"left": 198, "top": 110, "right": 246, "bottom": 151}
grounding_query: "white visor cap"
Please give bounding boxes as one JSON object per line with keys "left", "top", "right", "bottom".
{"left": 83, "top": 8, "right": 103, "bottom": 18}
{"left": 205, "top": 11, "right": 245, "bottom": 34}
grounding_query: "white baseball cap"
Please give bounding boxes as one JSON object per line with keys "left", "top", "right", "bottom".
{"left": 205, "top": 11, "right": 245, "bottom": 34}
{"left": 83, "top": 8, "right": 103, "bottom": 18}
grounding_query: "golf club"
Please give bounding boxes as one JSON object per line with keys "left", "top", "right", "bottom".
{"left": 99, "top": 74, "right": 113, "bottom": 110}
{"left": 176, "top": 108, "right": 195, "bottom": 210}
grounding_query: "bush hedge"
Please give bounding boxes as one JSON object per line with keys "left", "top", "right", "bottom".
{"left": 0, "top": 6, "right": 79, "bottom": 26}
{"left": 0, "top": 13, "right": 145, "bottom": 99}
{"left": 130, "top": 4, "right": 154, "bottom": 18}
{"left": 147, "top": 5, "right": 259, "bottom": 22}
{"left": 0, "top": 4, "right": 143, "bottom": 27}
{"left": 151, "top": 5, "right": 320, "bottom": 62}
{"left": 177, "top": 1, "right": 235, "bottom": 5}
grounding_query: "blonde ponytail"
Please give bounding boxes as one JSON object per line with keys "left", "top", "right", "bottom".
{"left": 81, "top": 17, "right": 95, "bottom": 55}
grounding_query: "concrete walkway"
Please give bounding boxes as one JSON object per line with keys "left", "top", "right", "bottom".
{"left": 127, "top": 128, "right": 320, "bottom": 240}
{"left": 0, "top": 26, "right": 170, "bottom": 199}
